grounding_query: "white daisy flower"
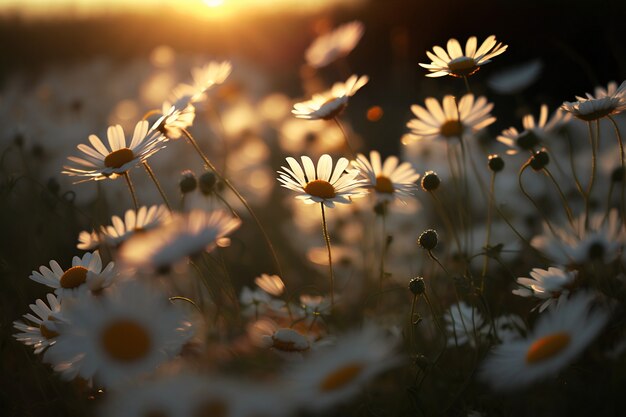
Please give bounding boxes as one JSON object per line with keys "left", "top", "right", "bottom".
{"left": 561, "top": 80, "right": 626, "bottom": 121}
{"left": 292, "top": 74, "right": 368, "bottom": 120}
{"left": 353, "top": 150, "right": 420, "bottom": 203}
{"left": 494, "top": 315, "right": 526, "bottom": 343}
{"left": 240, "top": 286, "right": 287, "bottom": 318}
{"left": 299, "top": 294, "right": 333, "bottom": 318}
{"left": 44, "top": 281, "right": 193, "bottom": 387}
{"left": 285, "top": 324, "right": 400, "bottom": 411}
{"left": 172, "top": 60, "right": 232, "bottom": 105}
{"left": 305, "top": 21, "right": 364, "bottom": 68}
{"left": 77, "top": 229, "right": 100, "bottom": 251}
{"left": 406, "top": 94, "right": 495, "bottom": 142}
{"left": 487, "top": 59, "right": 543, "bottom": 94}
{"left": 152, "top": 101, "right": 195, "bottom": 140}
{"left": 277, "top": 154, "right": 365, "bottom": 208}
{"left": 255, "top": 273, "right": 285, "bottom": 296}
{"left": 100, "top": 205, "right": 171, "bottom": 247}
{"left": 62, "top": 121, "right": 165, "bottom": 182}
{"left": 445, "top": 301, "right": 487, "bottom": 347}
{"left": 531, "top": 210, "right": 626, "bottom": 265}
{"left": 29, "top": 251, "right": 116, "bottom": 298}
{"left": 260, "top": 327, "right": 311, "bottom": 357}
{"left": 480, "top": 292, "right": 609, "bottom": 391}
{"left": 13, "top": 293, "right": 64, "bottom": 354}
{"left": 497, "top": 105, "right": 571, "bottom": 154}
{"left": 118, "top": 209, "right": 241, "bottom": 272}
{"left": 513, "top": 267, "right": 577, "bottom": 312}
{"left": 419, "top": 35, "right": 508, "bottom": 78}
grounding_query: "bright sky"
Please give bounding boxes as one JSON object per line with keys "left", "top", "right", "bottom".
{"left": 0, "top": 0, "right": 365, "bottom": 19}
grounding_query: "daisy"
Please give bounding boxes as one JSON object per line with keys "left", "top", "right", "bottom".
{"left": 99, "top": 205, "right": 171, "bottom": 247}
{"left": 305, "top": 21, "right": 364, "bottom": 68}
{"left": 62, "top": 121, "right": 165, "bottom": 181}
{"left": 445, "top": 301, "right": 487, "bottom": 347}
{"left": 292, "top": 74, "right": 368, "bottom": 120}
{"left": 255, "top": 273, "right": 286, "bottom": 296}
{"left": 406, "top": 94, "right": 495, "bottom": 141}
{"left": 277, "top": 154, "right": 365, "bottom": 208}
{"left": 260, "top": 327, "right": 311, "bottom": 357}
{"left": 44, "top": 281, "right": 193, "bottom": 387}
{"left": 172, "top": 60, "right": 233, "bottom": 105}
{"left": 531, "top": 210, "right": 626, "bottom": 265}
{"left": 513, "top": 267, "right": 577, "bottom": 312}
{"left": 13, "top": 293, "right": 64, "bottom": 354}
{"left": 480, "top": 292, "right": 609, "bottom": 391}
{"left": 353, "top": 150, "right": 420, "bottom": 203}
{"left": 497, "top": 105, "right": 571, "bottom": 154}
{"left": 285, "top": 324, "right": 400, "bottom": 411}
{"left": 29, "top": 250, "right": 116, "bottom": 298}
{"left": 561, "top": 80, "right": 626, "bottom": 121}
{"left": 240, "top": 286, "right": 287, "bottom": 318}
{"left": 77, "top": 229, "right": 100, "bottom": 251}
{"left": 151, "top": 101, "right": 195, "bottom": 140}
{"left": 118, "top": 209, "right": 241, "bottom": 271}
{"left": 419, "top": 35, "right": 508, "bottom": 78}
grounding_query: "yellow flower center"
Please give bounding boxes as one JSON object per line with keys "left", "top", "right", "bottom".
{"left": 100, "top": 319, "right": 152, "bottom": 362}
{"left": 304, "top": 179, "right": 336, "bottom": 199}
{"left": 525, "top": 332, "right": 571, "bottom": 364}
{"left": 440, "top": 120, "right": 465, "bottom": 138}
{"left": 320, "top": 362, "right": 364, "bottom": 392}
{"left": 104, "top": 148, "right": 135, "bottom": 169}
{"left": 447, "top": 56, "right": 479, "bottom": 77}
{"left": 192, "top": 399, "right": 228, "bottom": 417}
{"left": 60, "top": 266, "right": 88, "bottom": 289}
{"left": 39, "top": 317, "right": 59, "bottom": 340}
{"left": 375, "top": 175, "right": 394, "bottom": 194}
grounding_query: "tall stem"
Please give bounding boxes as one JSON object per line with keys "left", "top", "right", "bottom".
{"left": 182, "top": 128, "right": 283, "bottom": 278}
{"left": 519, "top": 162, "right": 558, "bottom": 236}
{"left": 123, "top": 172, "right": 139, "bottom": 211}
{"left": 463, "top": 76, "right": 472, "bottom": 94}
{"left": 608, "top": 115, "right": 625, "bottom": 226}
{"left": 585, "top": 121, "right": 598, "bottom": 229}
{"left": 320, "top": 203, "right": 335, "bottom": 309}
{"left": 333, "top": 117, "right": 356, "bottom": 156}
{"left": 481, "top": 171, "right": 495, "bottom": 291}
{"left": 142, "top": 161, "right": 172, "bottom": 212}
{"left": 543, "top": 167, "right": 575, "bottom": 227}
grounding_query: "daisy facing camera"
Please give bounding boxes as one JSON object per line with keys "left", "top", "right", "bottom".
{"left": 417, "top": 229, "right": 438, "bottom": 251}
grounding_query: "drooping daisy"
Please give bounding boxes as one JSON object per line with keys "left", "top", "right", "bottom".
{"left": 445, "top": 301, "right": 487, "bottom": 347}
{"left": 497, "top": 105, "right": 571, "bottom": 154}
{"left": 13, "top": 293, "right": 64, "bottom": 354}
{"left": 29, "top": 251, "right": 116, "bottom": 298}
{"left": 305, "top": 21, "right": 364, "bottom": 68}
{"left": 406, "top": 94, "right": 495, "bottom": 142}
{"left": 99, "top": 205, "right": 171, "bottom": 247}
{"left": 44, "top": 281, "right": 193, "bottom": 387}
{"left": 118, "top": 209, "right": 241, "bottom": 272}
{"left": 277, "top": 154, "right": 365, "bottom": 208}
{"left": 353, "top": 150, "right": 420, "bottom": 203}
{"left": 480, "top": 292, "right": 609, "bottom": 391}
{"left": 561, "top": 80, "right": 626, "bottom": 121}
{"left": 531, "top": 209, "right": 626, "bottom": 265}
{"left": 292, "top": 74, "right": 368, "bottom": 120}
{"left": 513, "top": 267, "right": 577, "bottom": 312}
{"left": 285, "top": 324, "right": 400, "bottom": 411}
{"left": 62, "top": 121, "right": 165, "bottom": 181}
{"left": 419, "top": 35, "right": 508, "bottom": 78}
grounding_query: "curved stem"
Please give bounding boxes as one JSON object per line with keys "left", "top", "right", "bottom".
{"left": 123, "top": 171, "right": 139, "bottom": 211}
{"left": 320, "top": 203, "right": 335, "bottom": 309}
{"left": 142, "top": 161, "right": 172, "bottom": 212}
{"left": 481, "top": 171, "right": 495, "bottom": 291}
{"left": 333, "top": 117, "right": 356, "bottom": 156}
{"left": 585, "top": 121, "right": 598, "bottom": 229}
{"left": 429, "top": 190, "right": 462, "bottom": 253}
{"left": 543, "top": 167, "right": 575, "bottom": 227}
{"left": 519, "top": 162, "right": 558, "bottom": 236}
{"left": 182, "top": 128, "right": 284, "bottom": 278}
{"left": 608, "top": 115, "right": 625, "bottom": 226}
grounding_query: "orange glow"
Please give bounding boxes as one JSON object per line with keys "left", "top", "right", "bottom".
{"left": 366, "top": 105, "right": 383, "bottom": 122}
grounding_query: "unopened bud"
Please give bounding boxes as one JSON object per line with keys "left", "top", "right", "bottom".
{"left": 409, "top": 277, "right": 426, "bottom": 296}
{"left": 529, "top": 149, "right": 549, "bottom": 171}
{"left": 179, "top": 170, "right": 197, "bottom": 194}
{"left": 199, "top": 172, "right": 217, "bottom": 195}
{"left": 488, "top": 154, "right": 504, "bottom": 172}
{"left": 417, "top": 229, "right": 438, "bottom": 250}
{"left": 421, "top": 171, "right": 440, "bottom": 191}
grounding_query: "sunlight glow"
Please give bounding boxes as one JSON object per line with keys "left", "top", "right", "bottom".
{"left": 203, "top": 0, "right": 224, "bottom": 7}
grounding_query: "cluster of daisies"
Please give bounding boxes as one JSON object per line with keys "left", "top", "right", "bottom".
{"left": 11, "top": 18, "right": 626, "bottom": 417}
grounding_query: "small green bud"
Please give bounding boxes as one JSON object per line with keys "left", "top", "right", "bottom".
{"left": 421, "top": 171, "right": 440, "bottom": 191}
{"left": 417, "top": 229, "right": 438, "bottom": 250}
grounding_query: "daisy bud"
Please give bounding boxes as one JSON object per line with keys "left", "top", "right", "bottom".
{"left": 611, "top": 166, "right": 625, "bottom": 183}
{"left": 529, "top": 149, "right": 549, "bottom": 171}
{"left": 199, "top": 172, "right": 217, "bottom": 195}
{"left": 421, "top": 171, "right": 440, "bottom": 191}
{"left": 488, "top": 154, "right": 504, "bottom": 172}
{"left": 179, "top": 170, "right": 197, "bottom": 194}
{"left": 417, "top": 229, "right": 438, "bottom": 250}
{"left": 408, "top": 277, "right": 426, "bottom": 296}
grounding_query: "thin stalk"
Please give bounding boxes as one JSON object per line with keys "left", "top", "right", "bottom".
{"left": 481, "top": 171, "right": 496, "bottom": 291}
{"left": 566, "top": 130, "right": 586, "bottom": 200}
{"left": 543, "top": 167, "right": 575, "bottom": 227}
{"left": 182, "top": 128, "right": 283, "bottom": 278}
{"left": 333, "top": 117, "right": 356, "bottom": 156}
{"left": 378, "top": 207, "right": 389, "bottom": 293}
{"left": 320, "top": 203, "right": 335, "bottom": 309}
{"left": 429, "top": 190, "right": 462, "bottom": 253}
{"left": 463, "top": 76, "right": 472, "bottom": 94}
{"left": 123, "top": 171, "right": 139, "bottom": 211}
{"left": 519, "top": 162, "right": 558, "bottom": 236}
{"left": 142, "top": 161, "right": 172, "bottom": 212}
{"left": 608, "top": 115, "right": 625, "bottom": 225}
{"left": 585, "top": 121, "right": 598, "bottom": 229}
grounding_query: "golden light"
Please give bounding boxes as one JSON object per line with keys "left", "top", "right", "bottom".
{"left": 203, "top": 0, "right": 224, "bottom": 7}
